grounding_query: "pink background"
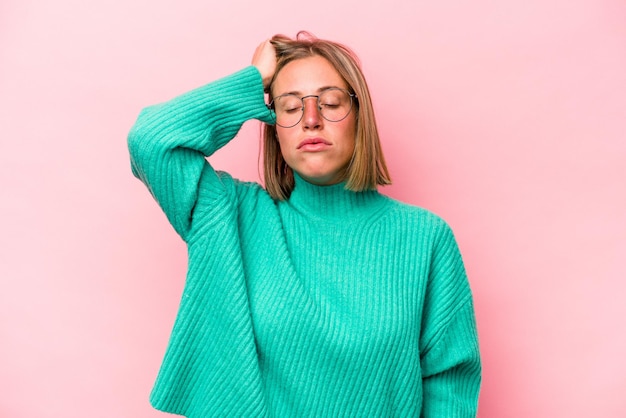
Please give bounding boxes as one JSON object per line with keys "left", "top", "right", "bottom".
{"left": 1, "top": 0, "right": 625, "bottom": 417}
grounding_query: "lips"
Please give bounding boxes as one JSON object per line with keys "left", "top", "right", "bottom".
{"left": 297, "top": 137, "right": 331, "bottom": 150}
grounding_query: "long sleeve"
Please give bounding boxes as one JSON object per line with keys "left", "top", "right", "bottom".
{"left": 420, "top": 221, "right": 481, "bottom": 417}
{"left": 127, "top": 66, "right": 274, "bottom": 240}
{"left": 127, "top": 67, "right": 277, "bottom": 417}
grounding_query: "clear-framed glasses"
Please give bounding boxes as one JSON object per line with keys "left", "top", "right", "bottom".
{"left": 267, "top": 88, "right": 357, "bottom": 128}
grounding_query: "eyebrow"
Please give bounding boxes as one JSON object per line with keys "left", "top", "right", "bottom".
{"left": 278, "top": 85, "right": 344, "bottom": 96}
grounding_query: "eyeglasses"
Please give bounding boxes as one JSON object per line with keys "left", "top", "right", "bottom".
{"left": 267, "top": 88, "right": 357, "bottom": 128}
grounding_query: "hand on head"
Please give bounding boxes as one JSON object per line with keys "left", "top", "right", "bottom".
{"left": 252, "top": 39, "right": 277, "bottom": 89}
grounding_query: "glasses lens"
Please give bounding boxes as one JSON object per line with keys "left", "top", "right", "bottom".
{"left": 319, "top": 89, "right": 352, "bottom": 122}
{"left": 274, "top": 95, "right": 303, "bottom": 128}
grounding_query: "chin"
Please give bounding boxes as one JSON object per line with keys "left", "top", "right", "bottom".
{"left": 300, "top": 171, "right": 344, "bottom": 186}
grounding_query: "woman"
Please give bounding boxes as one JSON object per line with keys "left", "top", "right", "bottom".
{"left": 129, "top": 32, "right": 481, "bottom": 417}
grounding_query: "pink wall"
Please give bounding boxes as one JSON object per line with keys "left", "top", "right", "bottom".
{"left": 1, "top": 0, "right": 625, "bottom": 416}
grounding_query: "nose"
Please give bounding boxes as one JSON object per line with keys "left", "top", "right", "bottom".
{"left": 301, "top": 96, "right": 323, "bottom": 130}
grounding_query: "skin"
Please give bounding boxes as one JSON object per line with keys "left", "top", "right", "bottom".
{"left": 253, "top": 41, "right": 356, "bottom": 186}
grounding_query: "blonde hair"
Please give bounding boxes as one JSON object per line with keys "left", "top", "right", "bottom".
{"left": 263, "top": 31, "right": 391, "bottom": 200}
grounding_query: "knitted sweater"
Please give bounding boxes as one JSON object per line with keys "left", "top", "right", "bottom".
{"left": 128, "top": 66, "right": 481, "bottom": 417}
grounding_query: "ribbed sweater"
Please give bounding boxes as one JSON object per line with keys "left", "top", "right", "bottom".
{"left": 128, "top": 66, "right": 481, "bottom": 417}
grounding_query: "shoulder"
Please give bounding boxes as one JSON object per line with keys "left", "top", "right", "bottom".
{"left": 189, "top": 170, "right": 279, "bottom": 238}
{"left": 228, "top": 174, "right": 280, "bottom": 214}
{"left": 382, "top": 195, "right": 452, "bottom": 234}
{"left": 192, "top": 169, "right": 277, "bottom": 219}
{"left": 207, "top": 170, "right": 274, "bottom": 204}
{"left": 378, "top": 195, "right": 463, "bottom": 255}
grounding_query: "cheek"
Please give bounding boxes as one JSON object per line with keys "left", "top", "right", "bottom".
{"left": 275, "top": 126, "right": 287, "bottom": 144}
{"left": 275, "top": 125, "right": 296, "bottom": 144}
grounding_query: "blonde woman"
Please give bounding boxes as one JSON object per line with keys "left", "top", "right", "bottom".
{"left": 129, "top": 32, "right": 481, "bottom": 417}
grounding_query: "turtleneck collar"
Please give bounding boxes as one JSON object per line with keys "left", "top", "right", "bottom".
{"left": 283, "top": 173, "right": 389, "bottom": 222}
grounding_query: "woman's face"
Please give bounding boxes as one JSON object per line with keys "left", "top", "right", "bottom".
{"left": 272, "top": 55, "right": 356, "bottom": 186}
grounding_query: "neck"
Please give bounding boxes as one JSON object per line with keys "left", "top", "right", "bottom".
{"left": 283, "top": 173, "right": 388, "bottom": 222}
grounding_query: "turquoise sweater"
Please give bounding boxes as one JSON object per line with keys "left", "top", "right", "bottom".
{"left": 128, "top": 66, "right": 481, "bottom": 417}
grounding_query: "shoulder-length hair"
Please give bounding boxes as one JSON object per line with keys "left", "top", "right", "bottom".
{"left": 263, "top": 31, "right": 391, "bottom": 200}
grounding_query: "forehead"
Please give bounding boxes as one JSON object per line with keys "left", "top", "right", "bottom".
{"left": 272, "top": 55, "right": 347, "bottom": 96}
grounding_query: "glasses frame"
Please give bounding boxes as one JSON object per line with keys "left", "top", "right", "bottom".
{"left": 267, "top": 87, "right": 357, "bottom": 128}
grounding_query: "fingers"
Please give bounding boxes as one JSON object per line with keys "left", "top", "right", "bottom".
{"left": 252, "top": 39, "right": 277, "bottom": 89}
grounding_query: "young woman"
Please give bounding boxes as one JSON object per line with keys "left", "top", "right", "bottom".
{"left": 129, "top": 32, "right": 481, "bottom": 417}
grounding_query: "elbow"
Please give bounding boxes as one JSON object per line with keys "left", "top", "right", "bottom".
{"left": 127, "top": 107, "right": 153, "bottom": 156}
{"left": 127, "top": 107, "right": 159, "bottom": 179}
